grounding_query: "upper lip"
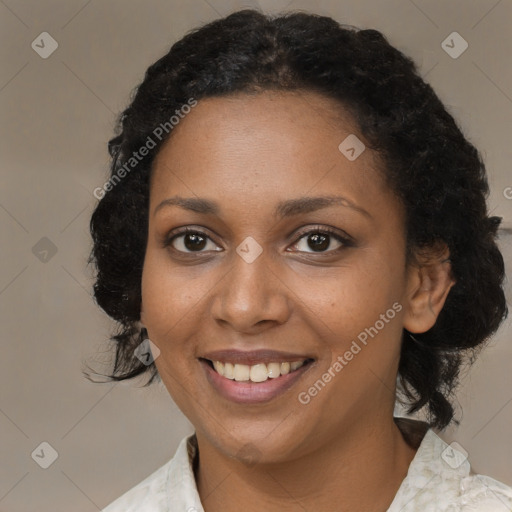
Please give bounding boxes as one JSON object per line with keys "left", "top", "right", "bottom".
{"left": 200, "top": 349, "right": 315, "bottom": 365}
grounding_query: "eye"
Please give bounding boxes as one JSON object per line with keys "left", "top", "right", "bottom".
{"left": 165, "top": 228, "right": 221, "bottom": 253}
{"left": 290, "top": 226, "right": 352, "bottom": 254}
{"left": 164, "top": 226, "right": 353, "bottom": 255}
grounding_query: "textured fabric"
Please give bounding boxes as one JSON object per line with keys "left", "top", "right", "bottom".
{"left": 102, "top": 422, "right": 512, "bottom": 511}
{"left": 385, "top": 429, "right": 512, "bottom": 511}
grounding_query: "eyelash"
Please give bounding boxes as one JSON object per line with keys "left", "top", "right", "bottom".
{"left": 163, "top": 225, "right": 354, "bottom": 255}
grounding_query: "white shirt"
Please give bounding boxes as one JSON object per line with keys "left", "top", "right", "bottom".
{"left": 102, "top": 419, "right": 512, "bottom": 511}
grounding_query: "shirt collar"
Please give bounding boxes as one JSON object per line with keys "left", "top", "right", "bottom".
{"left": 167, "top": 433, "right": 204, "bottom": 511}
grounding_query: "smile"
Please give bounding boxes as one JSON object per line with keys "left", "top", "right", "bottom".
{"left": 209, "top": 359, "right": 310, "bottom": 382}
{"left": 199, "top": 353, "right": 316, "bottom": 404}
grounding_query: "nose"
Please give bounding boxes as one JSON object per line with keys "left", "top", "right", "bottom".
{"left": 210, "top": 247, "right": 292, "bottom": 334}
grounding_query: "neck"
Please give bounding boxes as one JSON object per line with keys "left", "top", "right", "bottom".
{"left": 195, "top": 416, "right": 423, "bottom": 512}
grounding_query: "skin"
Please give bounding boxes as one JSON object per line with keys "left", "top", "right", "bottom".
{"left": 140, "top": 90, "right": 455, "bottom": 512}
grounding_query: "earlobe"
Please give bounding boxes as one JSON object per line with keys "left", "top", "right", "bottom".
{"left": 403, "top": 246, "right": 456, "bottom": 334}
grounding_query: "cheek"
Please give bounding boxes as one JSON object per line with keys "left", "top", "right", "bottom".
{"left": 140, "top": 251, "right": 207, "bottom": 411}
{"left": 142, "top": 244, "right": 207, "bottom": 314}
{"left": 340, "top": 255, "right": 406, "bottom": 364}
{"left": 302, "top": 257, "right": 404, "bottom": 338}
{"left": 299, "top": 262, "right": 405, "bottom": 408}
{"left": 140, "top": 250, "right": 202, "bottom": 352}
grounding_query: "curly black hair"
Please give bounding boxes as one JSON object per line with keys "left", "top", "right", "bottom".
{"left": 87, "top": 9, "right": 507, "bottom": 430}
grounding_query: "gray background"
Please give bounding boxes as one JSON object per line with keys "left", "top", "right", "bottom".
{"left": 1, "top": 0, "right": 511, "bottom": 510}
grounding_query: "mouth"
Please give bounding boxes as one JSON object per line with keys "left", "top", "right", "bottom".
{"left": 200, "top": 358, "right": 315, "bottom": 383}
{"left": 198, "top": 350, "right": 316, "bottom": 404}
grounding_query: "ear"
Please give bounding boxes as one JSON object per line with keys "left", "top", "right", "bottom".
{"left": 403, "top": 242, "right": 456, "bottom": 334}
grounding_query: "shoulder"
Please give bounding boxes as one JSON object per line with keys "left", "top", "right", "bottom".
{"left": 454, "top": 473, "right": 512, "bottom": 511}
{"left": 101, "top": 458, "right": 172, "bottom": 512}
{"left": 101, "top": 434, "right": 197, "bottom": 512}
{"left": 389, "top": 425, "right": 512, "bottom": 511}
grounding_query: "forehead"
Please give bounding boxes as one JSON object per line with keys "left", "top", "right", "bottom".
{"left": 154, "top": 90, "right": 363, "bottom": 162}
{"left": 149, "top": 90, "right": 396, "bottom": 220}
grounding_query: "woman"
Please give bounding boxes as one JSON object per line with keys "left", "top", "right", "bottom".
{"left": 88, "top": 9, "right": 512, "bottom": 511}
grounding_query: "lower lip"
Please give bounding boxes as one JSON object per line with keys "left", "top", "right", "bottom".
{"left": 200, "top": 360, "right": 313, "bottom": 404}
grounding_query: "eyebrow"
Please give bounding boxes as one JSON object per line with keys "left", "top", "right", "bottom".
{"left": 154, "top": 195, "right": 372, "bottom": 219}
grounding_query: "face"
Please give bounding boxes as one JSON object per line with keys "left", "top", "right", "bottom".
{"left": 141, "top": 90, "right": 413, "bottom": 463}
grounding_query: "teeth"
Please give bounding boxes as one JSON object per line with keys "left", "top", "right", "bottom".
{"left": 267, "top": 362, "right": 281, "bottom": 379}
{"left": 211, "top": 359, "right": 307, "bottom": 382}
{"left": 250, "top": 364, "right": 268, "bottom": 382}
{"left": 224, "top": 362, "right": 235, "bottom": 379}
{"left": 233, "top": 363, "right": 250, "bottom": 381}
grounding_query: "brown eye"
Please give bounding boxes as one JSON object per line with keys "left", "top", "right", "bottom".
{"left": 166, "top": 229, "right": 221, "bottom": 253}
{"left": 305, "top": 233, "right": 330, "bottom": 252}
{"left": 290, "top": 227, "right": 352, "bottom": 254}
{"left": 182, "top": 232, "right": 207, "bottom": 251}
